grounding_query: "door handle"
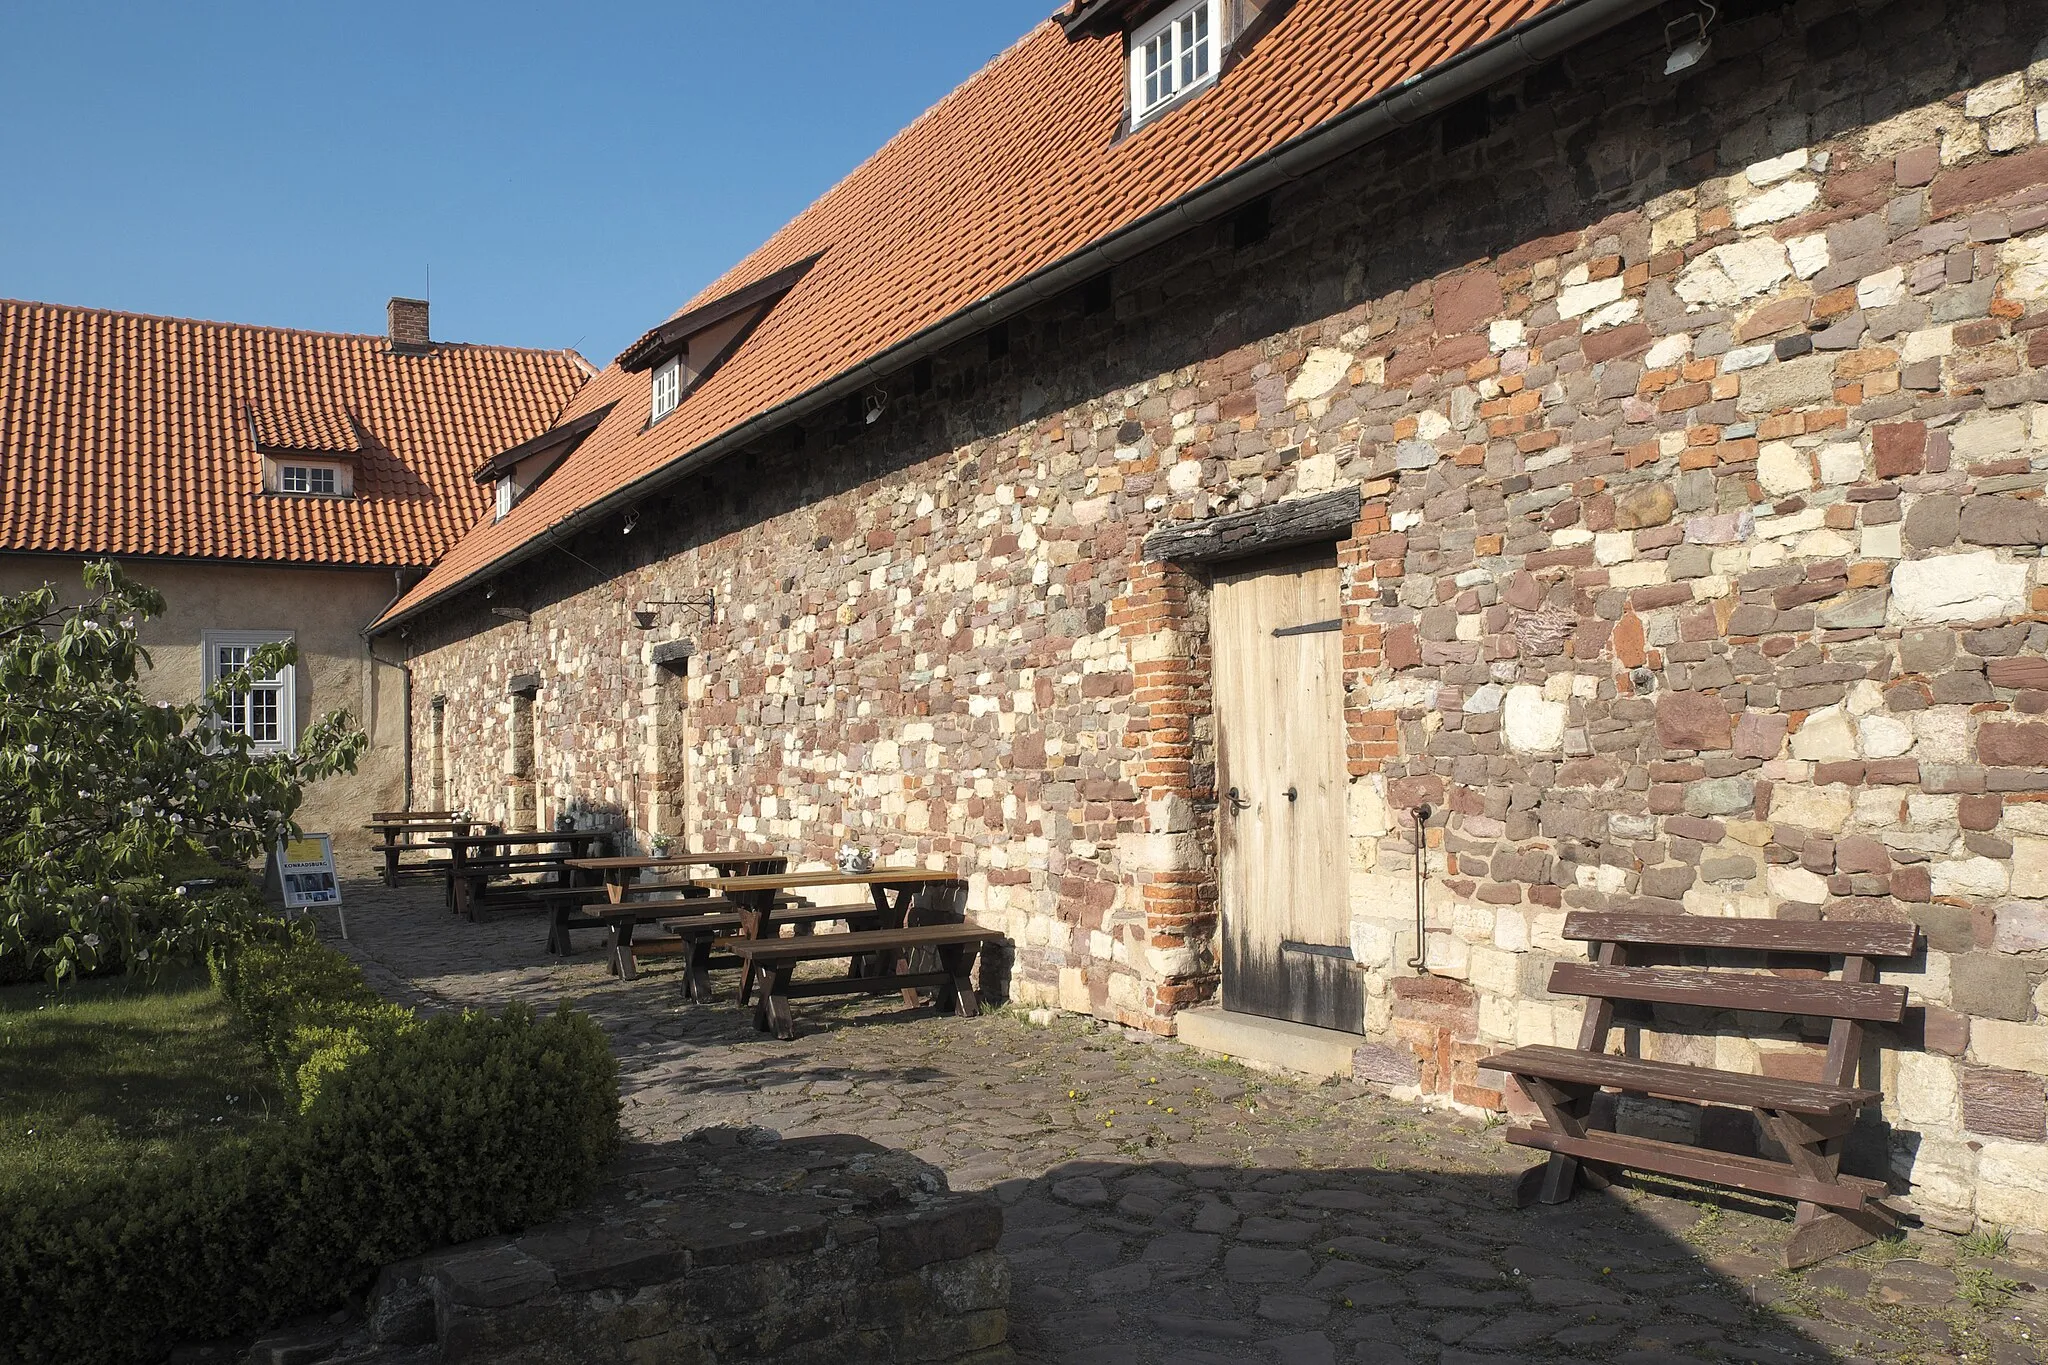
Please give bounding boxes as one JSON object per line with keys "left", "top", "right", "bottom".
{"left": 1226, "top": 787, "right": 1250, "bottom": 812}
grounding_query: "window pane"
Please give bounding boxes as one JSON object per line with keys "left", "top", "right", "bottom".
{"left": 1192, "top": 5, "right": 1211, "bottom": 80}
{"left": 225, "top": 689, "right": 247, "bottom": 734}
{"left": 250, "top": 688, "right": 279, "bottom": 744}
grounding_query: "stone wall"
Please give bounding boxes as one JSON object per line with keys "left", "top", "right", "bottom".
{"left": 401, "top": 0, "right": 2048, "bottom": 1234}
{"left": 340, "top": 1132, "right": 1008, "bottom": 1364}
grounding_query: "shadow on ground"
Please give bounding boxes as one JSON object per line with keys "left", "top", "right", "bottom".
{"left": 318, "top": 878, "right": 2048, "bottom": 1365}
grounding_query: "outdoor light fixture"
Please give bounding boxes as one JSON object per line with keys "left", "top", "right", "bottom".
{"left": 622, "top": 509, "right": 641, "bottom": 535}
{"left": 630, "top": 593, "right": 716, "bottom": 630}
{"left": 862, "top": 386, "right": 889, "bottom": 425}
{"left": 1663, "top": 1, "right": 1716, "bottom": 75}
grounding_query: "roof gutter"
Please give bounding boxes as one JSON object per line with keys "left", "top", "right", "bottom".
{"left": 372, "top": 0, "right": 1661, "bottom": 636}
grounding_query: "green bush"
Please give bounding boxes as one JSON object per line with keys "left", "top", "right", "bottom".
{"left": 0, "top": 930, "right": 620, "bottom": 1365}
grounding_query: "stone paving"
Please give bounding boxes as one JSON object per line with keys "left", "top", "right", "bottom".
{"left": 316, "top": 876, "right": 2047, "bottom": 1365}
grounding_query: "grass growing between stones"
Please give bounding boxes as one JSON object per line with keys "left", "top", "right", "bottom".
{"left": 0, "top": 967, "right": 282, "bottom": 1185}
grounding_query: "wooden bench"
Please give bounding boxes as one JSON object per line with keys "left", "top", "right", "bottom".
{"left": 728, "top": 922, "right": 1004, "bottom": 1039}
{"left": 445, "top": 854, "right": 581, "bottom": 916}
{"left": 1481, "top": 912, "right": 1921, "bottom": 1269}
{"left": 564, "top": 892, "right": 815, "bottom": 969}
{"left": 654, "top": 905, "right": 883, "bottom": 1000}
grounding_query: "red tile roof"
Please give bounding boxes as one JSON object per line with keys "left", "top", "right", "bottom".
{"left": 381, "top": 0, "right": 1587, "bottom": 626}
{"left": 0, "top": 299, "right": 590, "bottom": 568}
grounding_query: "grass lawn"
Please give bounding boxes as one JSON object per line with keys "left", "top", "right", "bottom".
{"left": 0, "top": 968, "right": 283, "bottom": 1185}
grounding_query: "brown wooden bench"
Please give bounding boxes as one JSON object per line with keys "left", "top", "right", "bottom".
{"left": 570, "top": 892, "right": 815, "bottom": 971}
{"left": 654, "top": 905, "right": 883, "bottom": 1000}
{"left": 445, "top": 853, "right": 581, "bottom": 915}
{"left": 728, "top": 922, "right": 1004, "bottom": 1039}
{"left": 1481, "top": 912, "right": 1921, "bottom": 1269}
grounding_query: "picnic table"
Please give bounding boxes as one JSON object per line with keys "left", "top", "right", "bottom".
{"left": 562, "top": 850, "right": 785, "bottom": 903}
{"left": 431, "top": 830, "right": 613, "bottom": 919}
{"left": 362, "top": 814, "right": 498, "bottom": 886}
{"left": 667, "top": 868, "right": 993, "bottom": 1034}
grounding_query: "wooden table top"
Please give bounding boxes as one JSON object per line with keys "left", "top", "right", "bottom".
{"left": 711, "top": 868, "right": 960, "bottom": 893}
{"left": 365, "top": 820, "right": 482, "bottom": 834}
{"left": 563, "top": 852, "right": 779, "bottom": 872}
{"left": 431, "top": 831, "right": 611, "bottom": 849}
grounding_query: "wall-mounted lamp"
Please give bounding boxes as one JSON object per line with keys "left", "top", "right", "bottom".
{"left": 623, "top": 509, "right": 641, "bottom": 535}
{"left": 630, "top": 593, "right": 716, "bottom": 630}
{"left": 1663, "top": 1, "right": 1716, "bottom": 76}
{"left": 862, "top": 386, "right": 889, "bottom": 425}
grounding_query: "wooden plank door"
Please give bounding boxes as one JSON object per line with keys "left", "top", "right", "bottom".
{"left": 1212, "top": 548, "right": 1359, "bottom": 1032}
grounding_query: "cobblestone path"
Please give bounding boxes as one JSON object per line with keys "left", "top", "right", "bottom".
{"left": 320, "top": 878, "right": 2045, "bottom": 1365}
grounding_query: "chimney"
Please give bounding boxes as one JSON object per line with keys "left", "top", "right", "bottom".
{"left": 387, "top": 297, "right": 431, "bottom": 353}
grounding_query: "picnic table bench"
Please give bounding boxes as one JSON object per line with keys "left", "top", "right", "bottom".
{"left": 709, "top": 867, "right": 967, "bottom": 1005}
{"left": 732, "top": 921, "right": 1004, "bottom": 1040}
{"left": 546, "top": 890, "right": 811, "bottom": 966}
{"left": 649, "top": 904, "right": 883, "bottom": 998}
{"left": 363, "top": 814, "right": 497, "bottom": 886}
{"left": 1481, "top": 912, "right": 1921, "bottom": 1269}
{"left": 432, "top": 831, "right": 612, "bottom": 919}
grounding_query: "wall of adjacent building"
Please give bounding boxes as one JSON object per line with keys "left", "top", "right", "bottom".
{"left": 0, "top": 556, "right": 409, "bottom": 851}
{"left": 403, "top": 0, "right": 2048, "bottom": 1237}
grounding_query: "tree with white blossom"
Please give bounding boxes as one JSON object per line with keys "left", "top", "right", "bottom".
{"left": 0, "top": 562, "right": 365, "bottom": 984}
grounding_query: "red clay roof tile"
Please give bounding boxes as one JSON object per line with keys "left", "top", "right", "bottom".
{"left": 1, "top": 300, "right": 589, "bottom": 568}
{"left": 384, "top": 0, "right": 1573, "bottom": 624}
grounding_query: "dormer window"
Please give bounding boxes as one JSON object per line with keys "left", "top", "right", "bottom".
{"left": 263, "top": 459, "right": 352, "bottom": 498}
{"left": 495, "top": 475, "right": 515, "bottom": 521}
{"left": 281, "top": 464, "right": 338, "bottom": 496}
{"left": 1131, "top": 0, "right": 1219, "bottom": 126}
{"left": 650, "top": 357, "right": 682, "bottom": 423}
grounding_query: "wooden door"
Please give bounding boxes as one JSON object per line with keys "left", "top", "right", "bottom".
{"left": 1212, "top": 548, "right": 1359, "bottom": 1032}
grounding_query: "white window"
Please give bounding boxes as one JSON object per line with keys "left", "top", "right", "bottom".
{"left": 496, "top": 475, "right": 515, "bottom": 520}
{"left": 1131, "top": 0, "right": 1220, "bottom": 127}
{"left": 650, "top": 357, "right": 682, "bottom": 423}
{"left": 204, "top": 631, "right": 296, "bottom": 753}
{"left": 280, "top": 464, "right": 339, "bottom": 496}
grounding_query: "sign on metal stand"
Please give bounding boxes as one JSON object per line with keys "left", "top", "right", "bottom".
{"left": 277, "top": 833, "right": 346, "bottom": 939}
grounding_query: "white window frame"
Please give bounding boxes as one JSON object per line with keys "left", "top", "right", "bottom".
{"left": 649, "top": 356, "right": 682, "bottom": 423}
{"left": 495, "top": 474, "right": 516, "bottom": 520}
{"left": 203, "top": 630, "right": 297, "bottom": 754}
{"left": 1130, "top": 0, "right": 1222, "bottom": 129}
{"left": 280, "top": 464, "right": 339, "bottom": 496}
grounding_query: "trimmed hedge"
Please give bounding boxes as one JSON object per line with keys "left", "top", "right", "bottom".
{"left": 0, "top": 927, "right": 619, "bottom": 1365}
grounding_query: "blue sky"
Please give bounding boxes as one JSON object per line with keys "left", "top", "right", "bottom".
{"left": 0, "top": 2, "right": 1054, "bottom": 364}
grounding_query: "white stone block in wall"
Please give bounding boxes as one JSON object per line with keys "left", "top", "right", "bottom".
{"left": 1676, "top": 239, "right": 1791, "bottom": 309}
{"left": 1529, "top": 912, "right": 1569, "bottom": 953}
{"left": 1898, "top": 1138, "right": 1978, "bottom": 1228}
{"left": 1857, "top": 267, "right": 1907, "bottom": 310}
{"left": 1733, "top": 179, "right": 1820, "bottom": 228}
{"left": 1504, "top": 685, "right": 1567, "bottom": 754}
{"left": 2011, "top": 837, "right": 2048, "bottom": 900}
{"left": 1973, "top": 1020, "right": 2048, "bottom": 1075}
{"left": 1769, "top": 785, "right": 1854, "bottom": 833}
{"left": 1768, "top": 864, "right": 1830, "bottom": 905}
{"left": 1790, "top": 707, "right": 1857, "bottom": 761}
{"left": 1747, "top": 148, "right": 1810, "bottom": 184}
{"left": 1557, "top": 276, "right": 1624, "bottom": 320}
{"left": 1857, "top": 715, "right": 1915, "bottom": 759}
{"left": 1966, "top": 71, "right": 2028, "bottom": 117}
{"left": 1890, "top": 552, "right": 2029, "bottom": 625}
{"left": 1976, "top": 1142, "right": 2048, "bottom": 1232}
{"left": 1479, "top": 992, "right": 1517, "bottom": 1042}
{"left": 1900, "top": 326, "right": 1954, "bottom": 363}
{"left": 1494, "top": 907, "right": 1530, "bottom": 953}
{"left": 1931, "top": 857, "right": 2010, "bottom": 899}
{"left": 1817, "top": 442, "right": 1865, "bottom": 485}
{"left": 1469, "top": 945, "right": 1519, "bottom": 996}
{"left": 1787, "top": 232, "right": 1829, "bottom": 279}
{"left": 1424, "top": 931, "right": 1470, "bottom": 978}
{"left": 1651, "top": 208, "right": 1698, "bottom": 254}
{"left": 1951, "top": 411, "right": 2027, "bottom": 462}
{"left": 2000, "top": 231, "right": 2048, "bottom": 302}
{"left": 1860, "top": 523, "right": 1904, "bottom": 559}
{"left": 1513, "top": 1001, "right": 1556, "bottom": 1047}
{"left": 1896, "top": 1052, "right": 1960, "bottom": 1127}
